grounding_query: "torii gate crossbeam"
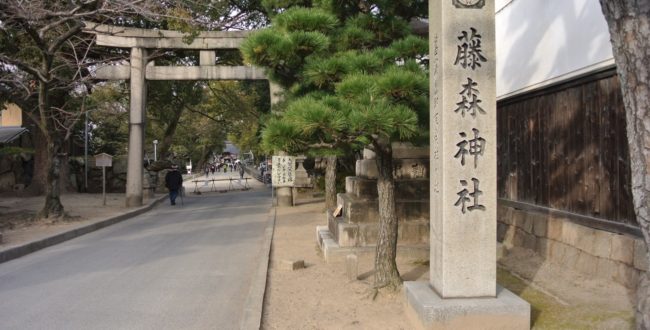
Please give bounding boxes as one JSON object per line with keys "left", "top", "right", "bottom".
{"left": 86, "top": 24, "right": 279, "bottom": 207}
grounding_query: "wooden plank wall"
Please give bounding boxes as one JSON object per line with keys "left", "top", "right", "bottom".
{"left": 497, "top": 70, "right": 637, "bottom": 226}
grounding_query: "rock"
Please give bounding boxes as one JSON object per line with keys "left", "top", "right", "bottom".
{"left": 278, "top": 259, "right": 305, "bottom": 271}
{"left": 346, "top": 254, "right": 358, "bottom": 281}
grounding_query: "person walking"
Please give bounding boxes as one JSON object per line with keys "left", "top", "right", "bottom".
{"left": 238, "top": 162, "right": 245, "bottom": 179}
{"left": 165, "top": 164, "right": 183, "bottom": 205}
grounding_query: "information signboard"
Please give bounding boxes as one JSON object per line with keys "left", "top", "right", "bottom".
{"left": 271, "top": 156, "right": 295, "bottom": 187}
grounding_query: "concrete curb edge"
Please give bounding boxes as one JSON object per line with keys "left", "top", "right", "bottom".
{"left": 240, "top": 206, "right": 276, "bottom": 330}
{"left": 0, "top": 194, "right": 167, "bottom": 264}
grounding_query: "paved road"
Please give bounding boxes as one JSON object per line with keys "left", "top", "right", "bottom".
{"left": 0, "top": 188, "right": 271, "bottom": 330}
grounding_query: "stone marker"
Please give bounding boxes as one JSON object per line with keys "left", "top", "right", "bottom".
{"left": 345, "top": 254, "right": 358, "bottom": 281}
{"left": 278, "top": 259, "right": 305, "bottom": 271}
{"left": 272, "top": 153, "right": 295, "bottom": 207}
{"left": 404, "top": 1, "right": 530, "bottom": 329}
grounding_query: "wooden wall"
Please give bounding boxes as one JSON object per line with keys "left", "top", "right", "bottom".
{"left": 497, "top": 69, "right": 637, "bottom": 226}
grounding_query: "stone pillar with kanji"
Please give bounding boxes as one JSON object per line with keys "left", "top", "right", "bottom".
{"left": 404, "top": 1, "right": 530, "bottom": 329}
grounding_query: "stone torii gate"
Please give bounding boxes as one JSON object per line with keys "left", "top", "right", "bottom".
{"left": 85, "top": 24, "right": 281, "bottom": 207}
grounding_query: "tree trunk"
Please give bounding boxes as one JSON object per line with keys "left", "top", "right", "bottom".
{"left": 27, "top": 127, "right": 48, "bottom": 195}
{"left": 598, "top": 2, "right": 650, "bottom": 328}
{"left": 373, "top": 139, "right": 401, "bottom": 290}
{"left": 325, "top": 155, "right": 337, "bottom": 211}
{"left": 36, "top": 79, "right": 65, "bottom": 219}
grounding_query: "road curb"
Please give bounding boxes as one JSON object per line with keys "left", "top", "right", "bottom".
{"left": 0, "top": 194, "right": 167, "bottom": 264}
{"left": 240, "top": 207, "right": 276, "bottom": 330}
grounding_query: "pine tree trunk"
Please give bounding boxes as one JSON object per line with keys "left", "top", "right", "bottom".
{"left": 325, "top": 155, "right": 337, "bottom": 211}
{"left": 598, "top": 2, "right": 650, "bottom": 328}
{"left": 373, "top": 140, "right": 401, "bottom": 290}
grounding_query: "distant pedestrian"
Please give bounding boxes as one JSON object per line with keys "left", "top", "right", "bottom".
{"left": 238, "top": 163, "right": 245, "bottom": 179}
{"left": 205, "top": 166, "right": 209, "bottom": 177}
{"left": 165, "top": 164, "right": 183, "bottom": 206}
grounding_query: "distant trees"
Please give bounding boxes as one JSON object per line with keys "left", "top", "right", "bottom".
{"left": 0, "top": 0, "right": 270, "bottom": 218}
{"left": 0, "top": 1, "right": 165, "bottom": 218}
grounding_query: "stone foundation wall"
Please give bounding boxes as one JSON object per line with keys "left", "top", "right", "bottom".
{"left": 497, "top": 203, "right": 648, "bottom": 289}
{"left": 329, "top": 143, "right": 430, "bottom": 248}
{"left": 0, "top": 153, "right": 32, "bottom": 192}
{"left": 0, "top": 154, "right": 165, "bottom": 194}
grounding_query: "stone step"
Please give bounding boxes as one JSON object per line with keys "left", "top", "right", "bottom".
{"left": 337, "top": 193, "right": 429, "bottom": 224}
{"left": 355, "top": 158, "right": 429, "bottom": 180}
{"left": 345, "top": 176, "right": 429, "bottom": 199}
{"left": 316, "top": 226, "right": 429, "bottom": 263}
{"left": 361, "top": 143, "right": 430, "bottom": 160}
{"left": 328, "top": 215, "right": 430, "bottom": 247}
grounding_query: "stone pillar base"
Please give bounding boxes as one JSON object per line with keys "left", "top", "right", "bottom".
{"left": 125, "top": 195, "right": 143, "bottom": 207}
{"left": 404, "top": 282, "right": 530, "bottom": 330}
{"left": 276, "top": 187, "right": 293, "bottom": 207}
{"left": 143, "top": 188, "right": 155, "bottom": 199}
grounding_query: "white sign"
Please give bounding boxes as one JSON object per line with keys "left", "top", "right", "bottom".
{"left": 271, "top": 156, "right": 295, "bottom": 187}
{"left": 94, "top": 153, "right": 113, "bottom": 167}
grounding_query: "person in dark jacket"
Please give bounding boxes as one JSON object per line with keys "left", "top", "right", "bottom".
{"left": 165, "top": 164, "right": 183, "bottom": 205}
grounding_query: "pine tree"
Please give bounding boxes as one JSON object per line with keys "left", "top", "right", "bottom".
{"left": 242, "top": 2, "right": 427, "bottom": 290}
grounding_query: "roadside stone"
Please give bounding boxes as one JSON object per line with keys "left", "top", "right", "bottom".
{"left": 346, "top": 254, "right": 358, "bottom": 281}
{"left": 278, "top": 259, "right": 305, "bottom": 271}
{"left": 610, "top": 234, "right": 635, "bottom": 265}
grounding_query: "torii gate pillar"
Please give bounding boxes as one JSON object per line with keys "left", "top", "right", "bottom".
{"left": 125, "top": 47, "right": 147, "bottom": 207}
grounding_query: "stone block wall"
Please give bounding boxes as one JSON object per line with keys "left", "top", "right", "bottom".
{"left": 497, "top": 204, "right": 648, "bottom": 289}
{"left": 0, "top": 153, "right": 32, "bottom": 192}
